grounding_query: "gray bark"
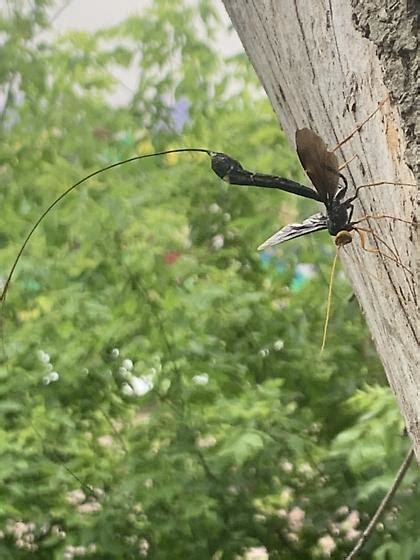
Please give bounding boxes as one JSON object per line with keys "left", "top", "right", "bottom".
{"left": 222, "top": 0, "right": 419, "bottom": 458}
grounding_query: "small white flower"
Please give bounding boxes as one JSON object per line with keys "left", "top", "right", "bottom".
{"left": 318, "top": 534, "right": 336, "bottom": 556}
{"left": 209, "top": 203, "right": 221, "bottom": 214}
{"left": 244, "top": 546, "right": 269, "bottom": 560}
{"left": 121, "top": 383, "right": 134, "bottom": 396}
{"left": 192, "top": 373, "right": 209, "bottom": 385}
{"left": 211, "top": 234, "right": 224, "bottom": 250}
{"left": 273, "top": 339, "right": 284, "bottom": 351}
{"left": 122, "top": 359, "right": 133, "bottom": 371}
{"left": 37, "top": 350, "right": 50, "bottom": 364}
{"left": 42, "top": 371, "right": 59, "bottom": 384}
{"left": 118, "top": 367, "right": 130, "bottom": 378}
{"left": 131, "top": 376, "right": 153, "bottom": 396}
{"left": 281, "top": 461, "right": 293, "bottom": 473}
{"left": 196, "top": 434, "right": 216, "bottom": 448}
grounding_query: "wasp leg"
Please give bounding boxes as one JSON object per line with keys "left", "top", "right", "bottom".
{"left": 332, "top": 96, "right": 389, "bottom": 153}
{"left": 354, "top": 226, "right": 413, "bottom": 276}
{"left": 338, "top": 154, "right": 359, "bottom": 171}
{"left": 344, "top": 181, "right": 416, "bottom": 205}
{"left": 352, "top": 214, "right": 414, "bottom": 226}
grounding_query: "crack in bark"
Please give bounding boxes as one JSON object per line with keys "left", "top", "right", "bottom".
{"left": 327, "top": 0, "right": 346, "bottom": 76}
{"left": 293, "top": 0, "right": 316, "bottom": 83}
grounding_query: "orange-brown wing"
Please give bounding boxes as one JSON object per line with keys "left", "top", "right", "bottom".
{"left": 295, "top": 128, "right": 340, "bottom": 201}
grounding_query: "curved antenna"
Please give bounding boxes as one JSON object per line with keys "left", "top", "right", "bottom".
{"left": 0, "top": 148, "right": 212, "bottom": 305}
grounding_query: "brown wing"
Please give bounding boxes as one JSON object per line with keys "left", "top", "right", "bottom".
{"left": 295, "top": 128, "right": 340, "bottom": 201}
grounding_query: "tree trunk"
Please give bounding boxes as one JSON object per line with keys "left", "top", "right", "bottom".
{"left": 222, "top": 0, "right": 419, "bottom": 458}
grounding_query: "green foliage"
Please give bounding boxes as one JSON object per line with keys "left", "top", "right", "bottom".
{"left": 0, "top": 1, "right": 417, "bottom": 558}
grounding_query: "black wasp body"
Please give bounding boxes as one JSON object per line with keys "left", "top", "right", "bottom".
{"left": 209, "top": 128, "right": 357, "bottom": 249}
{"left": 325, "top": 191, "right": 353, "bottom": 237}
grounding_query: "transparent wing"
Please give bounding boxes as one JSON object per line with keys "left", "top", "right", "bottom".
{"left": 257, "top": 213, "right": 328, "bottom": 250}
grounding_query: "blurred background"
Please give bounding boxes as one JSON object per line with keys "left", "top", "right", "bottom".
{"left": 0, "top": 1, "right": 416, "bottom": 559}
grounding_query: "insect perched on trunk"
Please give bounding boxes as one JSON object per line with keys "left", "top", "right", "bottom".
{"left": 210, "top": 128, "right": 413, "bottom": 266}
{"left": 0, "top": 102, "right": 414, "bottom": 306}
{"left": 211, "top": 128, "right": 356, "bottom": 249}
{"left": 208, "top": 114, "right": 415, "bottom": 350}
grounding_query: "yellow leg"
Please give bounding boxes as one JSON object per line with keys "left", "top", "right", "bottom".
{"left": 338, "top": 154, "right": 359, "bottom": 171}
{"left": 332, "top": 96, "right": 389, "bottom": 153}
{"left": 355, "top": 228, "right": 380, "bottom": 254}
{"left": 353, "top": 181, "right": 416, "bottom": 199}
{"left": 353, "top": 214, "right": 414, "bottom": 226}
{"left": 354, "top": 227, "right": 413, "bottom": 276}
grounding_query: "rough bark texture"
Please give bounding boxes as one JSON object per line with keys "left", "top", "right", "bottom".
{"left": 222, "top": 0, "right": 419, "bottom": 458}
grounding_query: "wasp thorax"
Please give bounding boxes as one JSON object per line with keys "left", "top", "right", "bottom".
{"left": 335, "top": 230, "right": 353, "bottom": 246}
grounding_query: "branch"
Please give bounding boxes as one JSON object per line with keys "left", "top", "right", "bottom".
{"left": 345, "top": 446, "right": 414, "bottom": 560}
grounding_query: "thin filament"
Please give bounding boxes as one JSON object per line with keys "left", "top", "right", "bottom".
{"left": 354, "top": 226, "right": 413, "bottom": 276}
{"left": 352, "top": 181, "right": 416, "bottom": 201}
{"left": 353, "top": 214, "right": 413, "bottom": 226}
{"left": 345, "top": 446, "right": 414, "bottom": 559}
{"left": 321, "top": 250, "right": 339, "bottom": 353}
{"left": 332, "top": 96, "right": 389, "bottom": 153}
{"left": 338, "top": 153, "right": 359, "bottom": 171}
{"left": 0, "top": 148, "right": 211, "bottom": 305}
